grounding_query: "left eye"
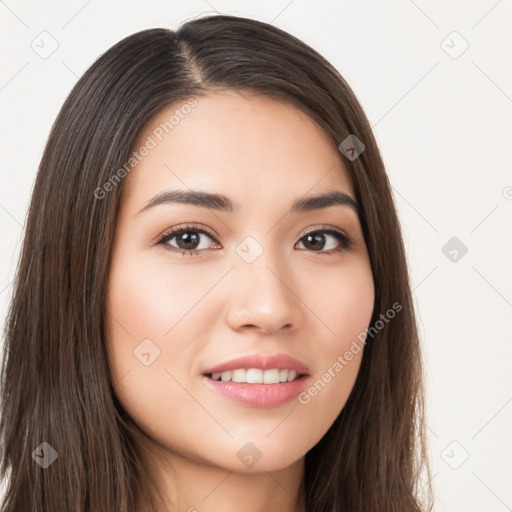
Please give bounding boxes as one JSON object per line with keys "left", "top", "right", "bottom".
{"left": 296, "top": 229, "right": 352, "bottom": 252}
{"left": 157, "top": 225, "right": 353, "bottom": 256}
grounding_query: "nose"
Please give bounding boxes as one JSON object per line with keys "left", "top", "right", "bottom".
{"left": 225, "top": 253, "right": 303, "bottom": 334}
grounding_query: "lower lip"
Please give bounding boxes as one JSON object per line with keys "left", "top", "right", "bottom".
{"left": 202, "top": 374, "right": 309, "bottom": 408}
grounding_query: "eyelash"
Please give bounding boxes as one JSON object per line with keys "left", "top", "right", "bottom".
{"left": 156, "top": 223, "right": 354, "bottom": 257}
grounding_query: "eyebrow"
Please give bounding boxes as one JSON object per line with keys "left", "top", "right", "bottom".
{"left": 136, "top": 189, "right": 359, "bottom": 216}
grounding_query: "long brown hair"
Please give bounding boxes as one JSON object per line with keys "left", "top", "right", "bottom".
{"left": 0, "top": 14, "right": 433, "bottom": 512}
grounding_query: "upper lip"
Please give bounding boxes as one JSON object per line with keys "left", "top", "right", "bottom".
{"left": 203, "top": 353, "right": 309, "bottom": 376}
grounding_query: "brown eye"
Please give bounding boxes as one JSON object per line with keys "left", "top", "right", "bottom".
{"left": 296, "top": 228, "right": 353, "bottom": 254}
{"left": 157, "top": 225, "right": 219, "bottom": 256}
{"left": 156, "top": 224, "right": 353, "bottom": 257}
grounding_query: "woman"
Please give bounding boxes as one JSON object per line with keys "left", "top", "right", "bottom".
{"left": 0, "top": 14, "right": 433, "bottom": 512}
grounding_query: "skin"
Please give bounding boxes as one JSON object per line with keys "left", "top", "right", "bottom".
{"left": 105, "top": 90, "right": 375, "bottom": 512}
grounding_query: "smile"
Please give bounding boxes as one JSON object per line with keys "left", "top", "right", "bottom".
{"left": 202, "top": 372, "right": 310, "bottom": 408}
{"left": 208, "top": 368, "right": 301, "bottom": 384}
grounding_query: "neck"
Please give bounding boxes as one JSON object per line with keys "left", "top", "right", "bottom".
{"left": 141, "top": 445, "right": 306, "bottom": 512}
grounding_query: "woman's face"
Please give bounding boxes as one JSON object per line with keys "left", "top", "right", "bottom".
{"left": 106, "top": 91, "right": 374, "bottom": 474}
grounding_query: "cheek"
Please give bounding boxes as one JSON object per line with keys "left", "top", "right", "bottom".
{"left": 104, "top": 250, "right": 220, "bottom": 411}
{"left": 104, "top": 254, "right": 210, "bottom": 447}
{"left": 105, "top": 251, "right": 175, "bottom": 392}
{"left": 298, "top": 257, "right": 374, "bottom": 426}
{"left": 306, "top": 255, "right": 375, "bottom": 350}
{"left": 106, "top": 258, "right": 180, "bottom": 336}
{"left": 106, "top": 250, "right": 220, "bottom": 343}
{"left": 330, "top": 259, "right": 374, "bottom": 362}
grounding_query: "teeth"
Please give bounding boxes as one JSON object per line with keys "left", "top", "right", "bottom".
{"left": 232, "top": 369, "right": 246, "bottom": 383}
{"left": 246, "top": 368, "right": 263, "bottom": 383}
{"left": 210, "top": 368, "right": 300, "bottom": 384}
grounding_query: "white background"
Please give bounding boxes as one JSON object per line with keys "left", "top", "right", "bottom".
{"left": 1, "top": 1, "right": 511, "bottom": 510}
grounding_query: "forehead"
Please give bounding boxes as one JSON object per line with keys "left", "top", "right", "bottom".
{"left": 122, "top": 91, "right": 355, "bottom": 213}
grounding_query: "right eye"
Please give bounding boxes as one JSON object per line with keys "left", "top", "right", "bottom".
{"left": 156, "top": 224, "right": 220, "bottom": 256}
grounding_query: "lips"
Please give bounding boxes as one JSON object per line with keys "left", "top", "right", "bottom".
{"left": 203, "top": 375, "right": 310, "bottom": 408}
{"left": 202, "top": 353, "right": 309, "bottom": 376}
